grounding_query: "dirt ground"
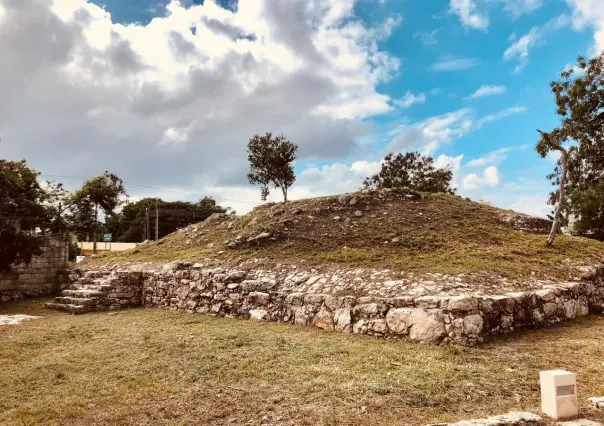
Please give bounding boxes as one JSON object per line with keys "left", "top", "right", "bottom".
{"left": 2, "top": 298, "right": 604, "bottom": 426}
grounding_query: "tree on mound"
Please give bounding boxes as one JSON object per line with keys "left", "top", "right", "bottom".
{"left": 537, "top": 53, "right": 604, "bottom": 244}
{"left": 363, "top": 152, "right": 455, "bottom": 194}
{"left": 247, "top": 133, "right": 298, "bottom": 203}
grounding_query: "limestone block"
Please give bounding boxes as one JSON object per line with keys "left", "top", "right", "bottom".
{"left": 312, "top": 306, "right": 334, "bottom": 330}
{"left": 385, "top": 308, "right": 412, "bottom": 335}
{"left": 334, "top": 308, "right": 352, "bottom": 332}
{"left": 248, "top": 292, "right": 271, "bottom": 306}
{"left": 249, "top": 309, "right": 269, "bottom": 321}
{"left": 408, "top": 309, "right": 446, "bottom": 344}
{"left": 462, "top": 314, "right": 484, "bottom": 335}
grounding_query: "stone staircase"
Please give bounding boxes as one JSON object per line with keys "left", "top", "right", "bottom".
{"left": 46, "top": 271, "right": 143, "bottom": 314}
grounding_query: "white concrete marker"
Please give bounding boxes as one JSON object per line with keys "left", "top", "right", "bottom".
{"left": 540, "top": 370, "right": 578, "bottom": 420}
{"left": 0, "top": 315, "right": 41, "bottom": 325}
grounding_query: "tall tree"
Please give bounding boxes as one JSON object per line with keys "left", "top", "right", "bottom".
{"left": 69, "top": 172, "right": 126, "bottom": 254}
{"left": 538, "top": 53, "right": 604, "bottom": 243}
{"left": 0, "top": 160, "right": 49, "bottom": 272}
{"left": 363, "top": 152, "right": 455, "bottom": 194}
{"left": 247, "top": 133, "right": 298, "bottom": 203}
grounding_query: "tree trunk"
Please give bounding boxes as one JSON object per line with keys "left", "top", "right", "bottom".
{"left": 282, "top": 186, "right": 288, "bottom": 204}
{"left": 93, "top": 203, "right": 98, "bottom": 254}
{"left": 548, "top": 146, "right": 568, "bottom": 246}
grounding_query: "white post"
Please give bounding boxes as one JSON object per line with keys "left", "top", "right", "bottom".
{"left": 540, "top": 370, "right": 578, "bottom": 420}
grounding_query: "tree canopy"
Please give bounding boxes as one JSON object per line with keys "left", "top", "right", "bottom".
{"left": 68, "top": 172, "right": 127, "bottom": 253}
{"left": 105, "top": 197, "right": 228, "bottom": 243}
{"left": 363, "top": 152, "right": 455, "bottom": 194}
{"left": 0, "top": 160, "right": 50, "bottom": 272}
{"left": 538, "top": 53, "right": 604, "bottom": 242}
{"left": 247, "top": 133, "right": 298, "bottom": 202}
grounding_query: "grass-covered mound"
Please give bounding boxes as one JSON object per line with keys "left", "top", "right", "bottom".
{"left": 92, "top": 189, "right": 604, "bottom": 280}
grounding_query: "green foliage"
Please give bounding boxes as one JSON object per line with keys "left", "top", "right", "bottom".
{"left": 247, "top": 133, "right": 298, "bottom": 202}
{"left": 106, "top": 197, "right": 227, "bottom": 242}
{"left": 363, "top": 152, "right": 455, "bottom": 194}
{"left": 68, "top": 172, "right": 127, "bottom": 252}
{"left": 540, "top": 53, "right": 604, "bottom": 240}
{"left": 0, "top": 160, "right": 47, "bottom": 272}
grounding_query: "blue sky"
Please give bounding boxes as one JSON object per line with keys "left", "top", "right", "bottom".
{"left": 1, "top": 0, "right": 602, "bottom": 215}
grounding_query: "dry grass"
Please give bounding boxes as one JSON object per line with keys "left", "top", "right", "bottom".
{"left": 2, "top": 299, "right": 604, "bottom": 426}
{"left": 89, "top": 190, "right": 604, "bottom": 280}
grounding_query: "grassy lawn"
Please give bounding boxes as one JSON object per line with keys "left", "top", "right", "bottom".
{"left": 2, "top": 299, "right": 604, "bottom": 426}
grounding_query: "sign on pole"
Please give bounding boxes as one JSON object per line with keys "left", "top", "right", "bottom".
{"left": 103, "top": 233, "right": 112, "bottom": 242}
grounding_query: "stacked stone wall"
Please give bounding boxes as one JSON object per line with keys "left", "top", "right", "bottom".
{"left": 66, "top": 263, "right": 604, "bottom": 346}
{"left": 0, "top": 236, "right": 69, "bottom": 302}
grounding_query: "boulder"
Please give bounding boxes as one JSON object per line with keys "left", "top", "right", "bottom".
{"left": 312, "top": 306, "right": 334, "bottom": 330}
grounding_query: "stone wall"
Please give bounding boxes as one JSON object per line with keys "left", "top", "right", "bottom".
{"left": 0, "top": 236, "right": 69, "bottom": 302}
{"left": 62, "top": 262, "right": 604, "bottom": 346}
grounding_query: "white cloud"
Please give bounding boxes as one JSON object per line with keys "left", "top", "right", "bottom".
{"left": 393, "top": 91, "right": 426, "bottom": 109}
{"left": 0, "top": 0, "right": 402, "bottom": 204}
{"left": 504, "top": 14, "right": 570, "bottom": 74}
{"left": 565, "top": 0, "right": 604, "bottom": 53}
{"left": 475, "top": 106, "right": 527, "bottom": 128}
{"left": 386, "top": 109, "right": 474, "bottom": 154}
{"left": 462, "top": 166, "right": 500, "bottom": 189}
{"left": 467, "top": 148, "right": 512, "bottom": 167}
{"left": 428, "top": 56, "right": 481, "bottom": 71}
{"left": 498, "top": 0, "right": 542, "bottom": 18}
{"left": 465, "top": 85, "right": 506, "bottom": 99}
{"left": 413, "top": 29, "right": 440, "bottom": 46}
{"left": 386, "top": 106, "right": 527, "bottom": 155}
{"left": 449, "top": 0, "right": 489, "bottom": 30}
{"left": 484, "top": 165, "right": 500, "bottom": 186}
{"left": 434, "top": 154, "right": 464, "bottom": 175}
{"left": 463, "top": 173, "right": 482, "bottom": 189}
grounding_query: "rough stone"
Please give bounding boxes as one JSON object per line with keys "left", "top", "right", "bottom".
{"left": 249, "top": 309, "right": 269, "bottom": 321}
{"left": 312, "top": 306, "right": 334, "bottom": 330}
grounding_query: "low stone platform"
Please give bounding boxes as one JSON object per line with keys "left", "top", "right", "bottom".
{"left": 46, "top": 261, "right": 604, "bottom": 346}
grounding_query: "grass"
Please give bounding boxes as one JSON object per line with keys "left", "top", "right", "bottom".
{"left": 2, "top": 298, "right": 604, "bottom": 425}
{"left": 89, "top": 190, "right": 604, "bottom": 281}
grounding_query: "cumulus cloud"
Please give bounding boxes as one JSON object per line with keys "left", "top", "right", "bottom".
{"left": 449, "top": 0, "right": 489, "bottom": 30}
{"left": 565, "top": 0, "right": 604, "bottom": 53}
{"left": 504, "top": 14, "right": 570, "bottom": 74}
{"left": 465, "top": 85, "right": 506, "bottom": 100}
{"left": 462, "top": 166, "right": 500, "bottom": 189}
{"left": 0, "top": 0, "right": 401, "bottom": 206}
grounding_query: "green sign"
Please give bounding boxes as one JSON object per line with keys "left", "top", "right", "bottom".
{"left": 103, "top": 233, "right": 112, "bottom": 242}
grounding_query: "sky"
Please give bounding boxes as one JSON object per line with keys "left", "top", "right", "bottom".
{"left": 0, "top": 0, "right": 603, "bottom": 216}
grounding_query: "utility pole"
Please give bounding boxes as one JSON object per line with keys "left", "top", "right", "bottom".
{"left": 155, "top": 199, "right": 159, "bottom": 241}
{"left": 145, "top": 204, "right": 150, "bottom": 242}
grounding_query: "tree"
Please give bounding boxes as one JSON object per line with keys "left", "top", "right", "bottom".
{"left": 69, "top": 172, "right": 127, "bottom": 254}
{"left": 106, "top": 197, "right": 227, "bottom": 243}
{"left": 247, "top": 133, "right": 298, "bottom": 203}
{"left": 538, "top": 53, "right": 604, "bottom": 243}
{"left": 536, "top": 130, "right": 568, "bottom": 246}
{"left": 0, "top": 160, "right": 48, "bottom": 272}
{"left": 363, "top": 152, "right": 456, "bottom": 194}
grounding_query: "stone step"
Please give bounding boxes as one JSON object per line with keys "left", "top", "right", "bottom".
{"left": 62, "top": 289, "right": 105, "bottom": 298}
{"left": 45, "top": 302, "right": 91, "bottom": 315}
{"left": 54, "top": 296, "right": 98, "bottom": 306}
